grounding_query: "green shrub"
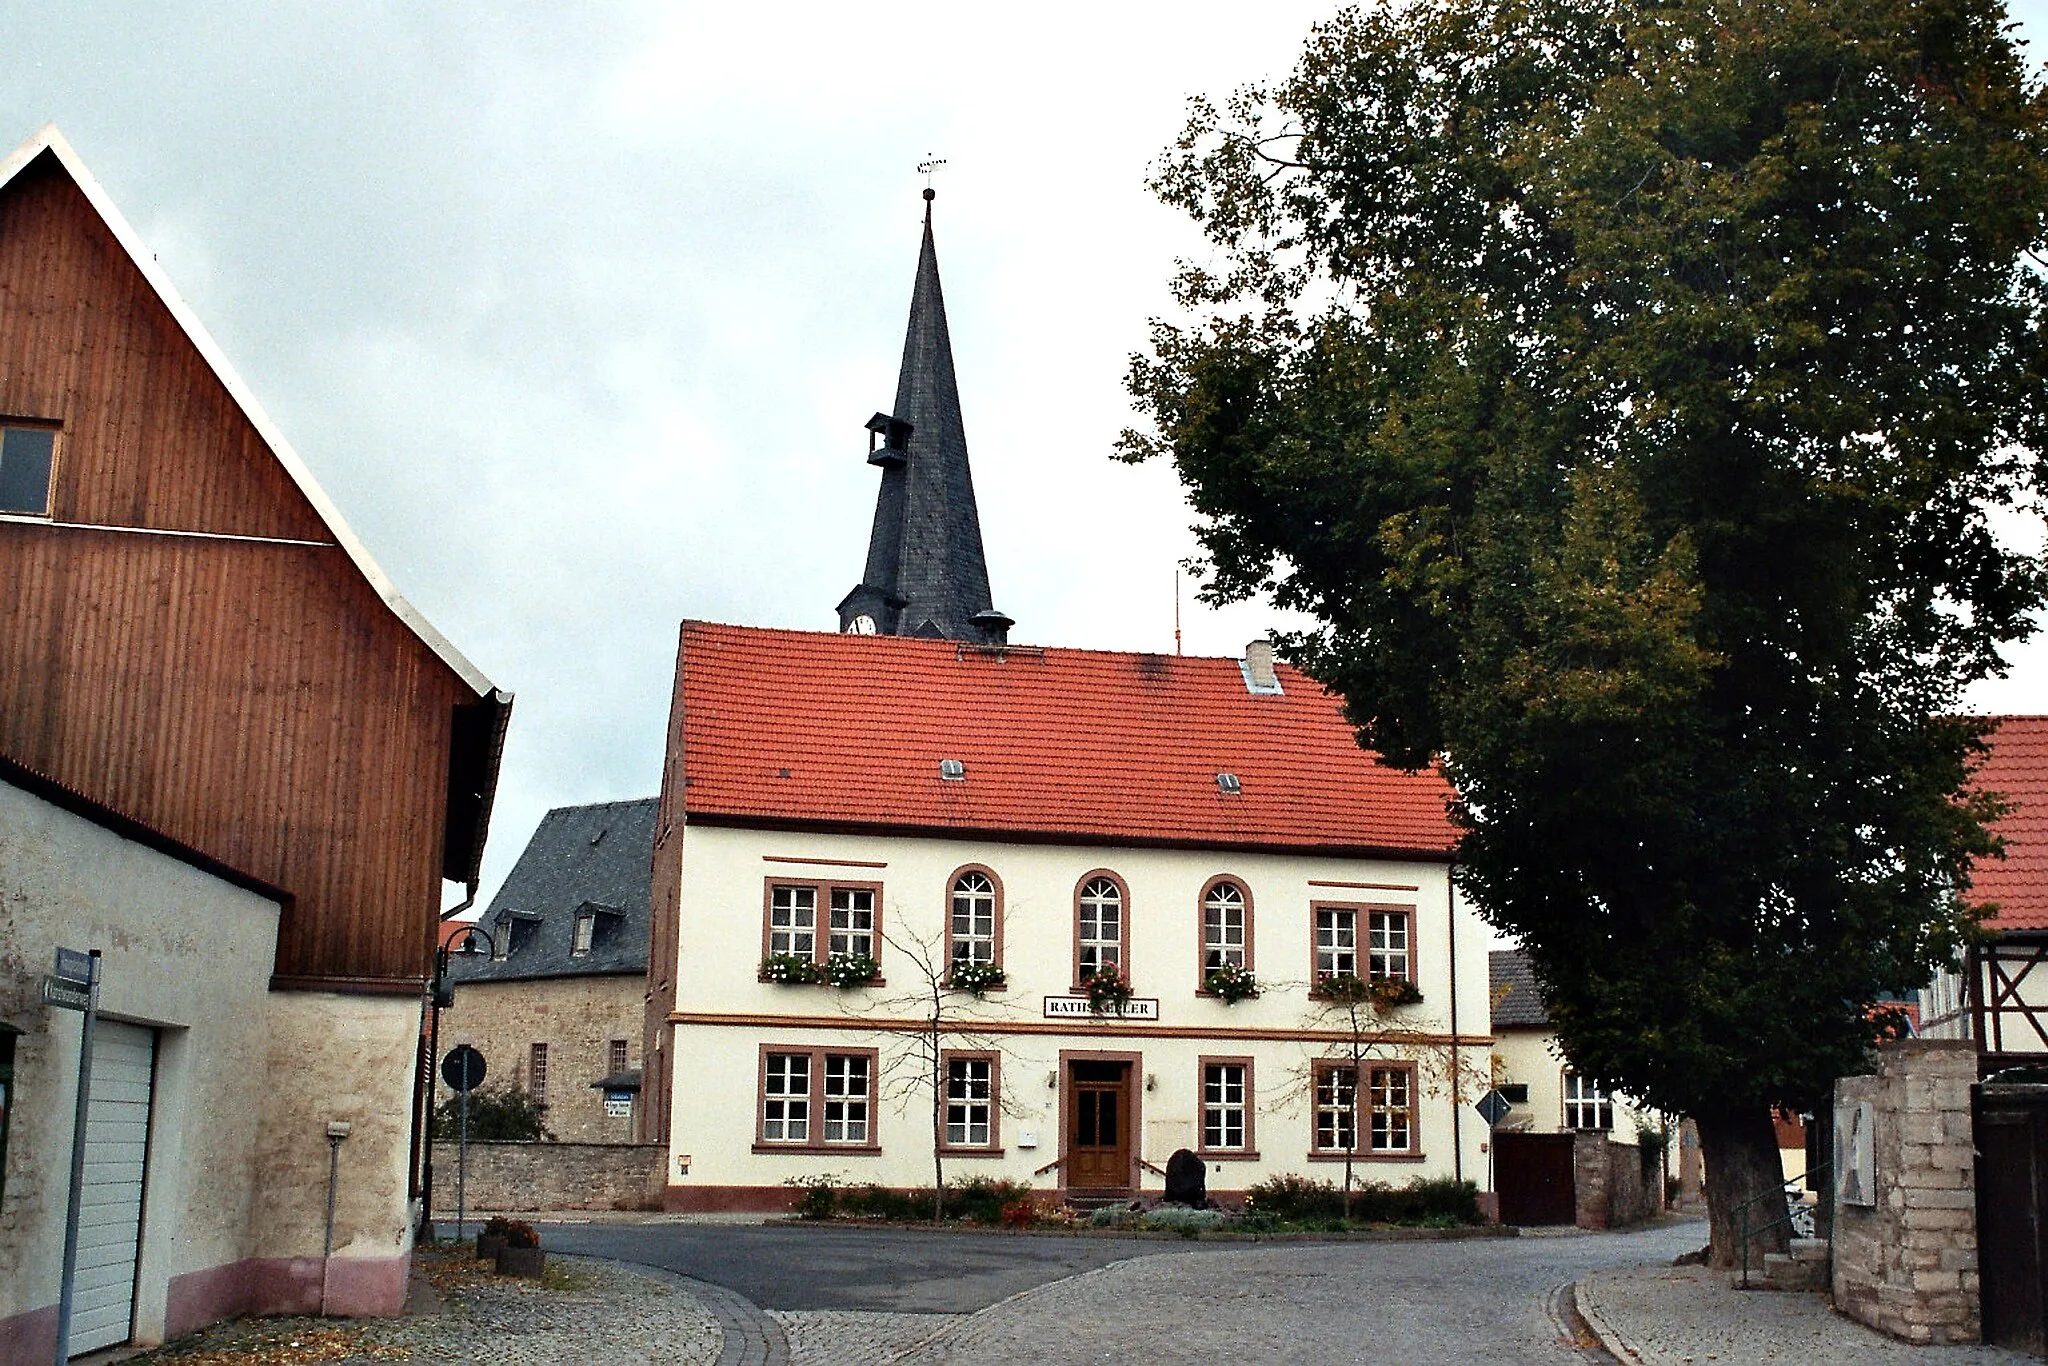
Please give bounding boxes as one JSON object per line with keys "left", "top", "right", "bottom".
{"left": 1137, "top": 1207, "right": 1229, "bottom": 1236}
{"left": 431, "top": 1082, "right": 548, "bottom": 1142}
{"left": 1244, "top": 1173, "right": 1343, "bottom": 1222}
{"left": 946, "top": 1177, "right": 1033, "bottom": 1223}
{"left": 785, "top": 1173, "right": 839, "bottom": 1220}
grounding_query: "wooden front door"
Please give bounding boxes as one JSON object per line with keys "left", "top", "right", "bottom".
{"left": 1068, "top": 1060, "right": 1131, "bottom": 1191}
{"left": 1495, "top": 1131, "right": 1578, "bottom": 1227}
{"left": 1978, "top": 1083, "right": 2048, "bottom": 1354}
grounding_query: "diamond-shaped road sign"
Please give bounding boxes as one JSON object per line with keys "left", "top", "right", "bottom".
{"left": 1476, "top": 1089, "right": 1513, "bottom": 1126}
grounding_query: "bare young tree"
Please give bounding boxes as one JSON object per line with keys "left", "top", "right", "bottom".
{"left": 842, "top": 924, "right": 1028, "bottom": 1222}
{"left": 1286, "top": 975, "right": 1486, "bottom": 1221}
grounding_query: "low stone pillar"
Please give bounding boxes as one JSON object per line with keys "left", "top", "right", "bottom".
{"left": 1830, "top": 1038, "right": 1979, "bottom": 1345}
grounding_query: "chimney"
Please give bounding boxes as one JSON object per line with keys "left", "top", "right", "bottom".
{"left": 1243, "top": 639, "right": 1283, "bottom": 695}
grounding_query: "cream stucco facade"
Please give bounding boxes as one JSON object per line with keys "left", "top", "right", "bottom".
{"left": 1487, "top": 1026, "right": 1657, "bottom": 1144}
{"left": 660, "top": 823, "right": 1493, "bottom": 1209}
{"left": 0, "top": 774, "right": 417, "bottom": 1361}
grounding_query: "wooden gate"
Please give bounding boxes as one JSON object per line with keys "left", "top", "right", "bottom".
{"left": 1495, "top": 1131, "right": 1576, "bottom": 1226}
{"left": 1977, "top": 1083, "right": 2048, "bottom": 1354}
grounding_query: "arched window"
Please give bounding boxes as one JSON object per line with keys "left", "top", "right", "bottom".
{"left": 1201, "top": 879, "right": 1250, "bottom": 975}
{"left": 949, "top": 868, "right": 1001, "bottom": 967}
{"left": 1075, "top": 874, "right": 1126, "bottom": 983}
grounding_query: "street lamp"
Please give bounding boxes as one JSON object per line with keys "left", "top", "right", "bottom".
{"left": 420, "top": 928, "right": 488, "bottom": 1240}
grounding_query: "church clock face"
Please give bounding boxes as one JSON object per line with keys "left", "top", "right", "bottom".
{"left": 847, "top": 615, "right": 877, "bottom": 635}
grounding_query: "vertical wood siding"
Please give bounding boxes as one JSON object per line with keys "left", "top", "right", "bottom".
{"left": 0, "top": 150, "right": 467, "bottom": 986}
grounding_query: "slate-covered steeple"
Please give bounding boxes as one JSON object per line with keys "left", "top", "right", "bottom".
{"left": 837, "top": 190, "right": 1012, "bottom": 645}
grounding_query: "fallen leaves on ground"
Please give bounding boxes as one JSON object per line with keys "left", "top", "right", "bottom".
{"left": 126, "top": 1323, "right": 410, "bottom": 1364}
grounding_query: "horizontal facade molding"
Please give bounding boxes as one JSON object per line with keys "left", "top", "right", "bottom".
{"left": 0, "top": 514, "right": 338, "bottom": 548}
{"left": 686, "top": 811, "right": 1455, "bottom": 864}
{"left": 762, "top": 854, "right": 889, "bottom": 868}
{"left": 670, "top": 1009, "right": 1491, "bottom": 1049}
{"left": 267, "top": 973, "right": 426, "bottom": 996}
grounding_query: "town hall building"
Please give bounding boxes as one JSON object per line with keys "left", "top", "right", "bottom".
{"left": 642, "top": 194, "right": 1492, "bottom": 1210}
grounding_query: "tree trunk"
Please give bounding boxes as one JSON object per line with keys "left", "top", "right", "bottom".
{"left": 1695, "top": 1101, "right": 1792, "bottom": 1268}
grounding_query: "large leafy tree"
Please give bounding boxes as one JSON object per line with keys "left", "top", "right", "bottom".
{"left": 1124, "top": 0, "right": 2048, "bottom": 1260}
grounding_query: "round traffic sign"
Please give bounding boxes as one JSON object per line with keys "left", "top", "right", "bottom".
{"left": 441, "top": 1044, "right": 487, "bottom": 1092}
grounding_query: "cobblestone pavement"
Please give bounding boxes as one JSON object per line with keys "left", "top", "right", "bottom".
{"left": 1577, "top": 1265, "right": 2032, "bottom": 1365}
{"left": 769, "top": 1311, "right": 958, "bottom": 1365}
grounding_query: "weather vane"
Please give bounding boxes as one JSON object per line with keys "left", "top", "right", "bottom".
{"left": 917, "top": 156, "right": 947, "bottom": 191}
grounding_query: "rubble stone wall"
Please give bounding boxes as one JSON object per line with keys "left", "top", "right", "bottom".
{"left": 1831, "top": 1039, "right": 1979, "bottom": 1346}
{"left": 427, "top": 1141, "right": 665, "bottom": 1213}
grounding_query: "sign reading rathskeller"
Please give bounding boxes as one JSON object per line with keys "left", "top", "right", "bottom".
{"left": 1043, "top": 996, "right": 1160, "bottom": 1021}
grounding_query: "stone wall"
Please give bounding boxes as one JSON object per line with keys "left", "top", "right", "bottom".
{"left": 1574, "top": 1131, "right": 1658, "bottom": 1229}
{"left": 1831, "top": 1038, "right": 1979, "bottom": 1346}
{"left": 435, "top": 975, "right": 644, "bottom": 1144}
{"left": 428, "top": 1141, "right": 665, "bottom": 1213}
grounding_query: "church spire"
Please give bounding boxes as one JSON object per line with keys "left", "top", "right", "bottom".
{"left": 837, "top": 189, "right": 1012, "bottom": 644}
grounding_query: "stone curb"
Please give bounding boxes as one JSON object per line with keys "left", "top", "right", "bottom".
{"left": 1573, "top": 1271, "right": 1651, "bottom": 1364}
{"left": 561, "top": 1255, "right": 790, "bottom": 1366}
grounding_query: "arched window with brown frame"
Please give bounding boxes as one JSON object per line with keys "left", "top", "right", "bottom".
{"left": 1197, "top": 876, "right": 1252, "bottom": 989}
{"left": 947, "top": 865, "right": 1003, "bottom": 971}
{"left": 1073, "top": 871, "right": 1130, "bottom": 987}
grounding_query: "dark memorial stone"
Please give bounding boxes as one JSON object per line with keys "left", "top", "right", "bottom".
{"left": 1165, "top": 1148, "right": 1207, "bottom": 1207}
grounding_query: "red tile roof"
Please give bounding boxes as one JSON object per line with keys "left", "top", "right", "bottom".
{"left": 1973, "top": 715, "right": 2048, "bottom": 931}
{"left": 676, "top": 621, "right": 1458, "bottom": 856}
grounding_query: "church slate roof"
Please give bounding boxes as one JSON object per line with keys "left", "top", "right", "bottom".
{"left": 1490, "top": 950, "right": 1551, "bottom": 1028}
{"left": 838, "top": 192, "right": 1009, "bottom": 644}
{"left": 1971, "top": 715, "right": 2048, "bottom": 932}
{"left": 674, "top": 621, "right": 1458, "bottom": 855}
{"left": 446, "top": 797, "right": 656, "bottom": 983}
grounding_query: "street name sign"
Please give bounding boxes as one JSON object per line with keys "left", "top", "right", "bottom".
{"left": 41, "top": 976, "right": 91, "bottom": 1012}
{"left": 53, "top": 947, "right": 93, "bottom": 984}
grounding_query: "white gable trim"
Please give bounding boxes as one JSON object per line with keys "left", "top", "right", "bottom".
{"left": 0, "top": 124, "right": 497, "bottom": 697}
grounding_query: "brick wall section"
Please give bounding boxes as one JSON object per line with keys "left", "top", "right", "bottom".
{"left": 1573, "top": 1132, "right": 1657, "bottom": 1229}
{"left": 1831, "top": 1038, "right": 1980, "bottom": 1346}
{"left": 436, "top": 975, "right": 644, "bottom": 1143}
{"left": 428, "top": 1141, "right": 666, "bottom": 1212}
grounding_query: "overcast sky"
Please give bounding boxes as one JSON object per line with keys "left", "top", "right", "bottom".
{"left": 10, "top": 2, "right": 2048, "bottom": 904}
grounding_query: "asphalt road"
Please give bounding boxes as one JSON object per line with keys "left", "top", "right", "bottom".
{"left": 535, "top": 1217, "right": 1709, "bottom": 1334}
{"left": 534, "top": 1220, "right": 1216, "bottom": 1313}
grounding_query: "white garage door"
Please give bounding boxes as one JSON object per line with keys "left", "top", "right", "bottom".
{"left": 69, "top": 1019, "right": 155, "bottom": 1356}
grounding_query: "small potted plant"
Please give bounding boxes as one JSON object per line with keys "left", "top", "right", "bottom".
{"left": 1083, "top": 965, "right": 1134, "bottom": 1017}
{"left": 824, "top": 952, "right": 880, "bottom": 988}
{"left": 761, "top": 952, "right": 825, "bottom": 984}
{"left": 476, "top": 1214, "right": 512, "bottom": 1261}
{"left": 494, "top": 1219, "right": 545, "bottom": 1277}
{"left": 1203, "top": 962, "right": 1259, "bottom": 1004}
{"left": 1310, "top": 972, "right": 1371, "bottom": 1006}
{"left": 948, "top": 960, "right": 1007, "bottom": 995}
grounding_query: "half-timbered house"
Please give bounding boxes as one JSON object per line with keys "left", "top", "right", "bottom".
{"left": 0, "top": 125, "right": 507, "bottom": 1357}
{"left": 1922, "top": 715, "right": 2048, "bottom": 1072}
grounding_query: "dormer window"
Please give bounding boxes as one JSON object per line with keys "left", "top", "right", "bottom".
{"left": 0, "top": 425, "right": 57, "bottom": 516}
{"left": 573, "top": 913, "right": 596, "bottom": 956}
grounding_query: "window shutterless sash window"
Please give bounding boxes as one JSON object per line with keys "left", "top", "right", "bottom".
{"left": 0, "top": 426, "right": 57, "bottom": 516}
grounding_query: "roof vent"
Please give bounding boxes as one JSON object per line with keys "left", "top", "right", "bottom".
{"left": 1216, "top": 772, "right": 1242, "bottom": 795}
{"left": 939, "top": 758, "right": 967, "bottom": 781}
{"left": 1240, "top": 639, "right": 1284, "bottom": 696}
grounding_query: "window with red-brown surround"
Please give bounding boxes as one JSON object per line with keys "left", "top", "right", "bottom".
{"left": 1367, "top": 908, "right": 1413, "bottom": 981}
{"left": 762, "top": 879, "right": 883, "bottom": 978}
{"left": 1198, "top": 1057, "right": 1256, "bottom": 1157}
{"left": 1073, "top": 872, "right": 1130, "bottom": 986}
{"left": 1312, "top": 905, "right": 1357, "bottom": 981}
{"left": 756, "top": 1046, "right": 881, "bottom": 1152}
{"left": 941, "top": 1050, "right": 1002, "bottom": 1153}
{"left": 1199, "top": 877, "right": 1252, "bottom": 986}
{"left": 948, "top": 866, "right": 1003, "bottom": 969}
{"left": 1309, "top": 1061, "right": 1419, "bottom": 1158}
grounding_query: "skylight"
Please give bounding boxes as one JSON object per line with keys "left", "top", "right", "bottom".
{"left": 940, "top": 758, "right": 967, "bottom": 781}
{"left": 1216, "top": 773, "right": 1242, "bottom": 794}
